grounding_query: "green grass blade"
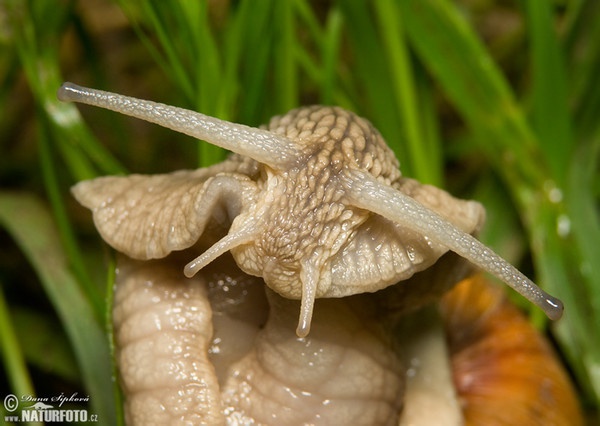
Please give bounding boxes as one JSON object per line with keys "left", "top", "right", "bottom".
{"left": 0, "top": 286, "right": 40, "bottom": 426}
{"left": 104, "top": 255, "right": 125, "bottom": 426}
{"left": 116, "top": 1, "right": 227, "bottom": 166}
{"left": 0, "top": 193, "right": 115, "bottom": 424}
{"left": 115, "top": 2, "right": 187, "bottom": 96}
{"left": 567, "top": 2, "right": 600, "bottom": 140}
{"left": 373, "top": 0, "right": 440, "bottom": 185}
{"left": 37, "top": 117, "right": 104, "bottom": 322}
{"left": 399, "top": 0, "right": 598, "bottom": 406}
{"left": 337, "top": 0, "right": 407, "bottom": 170}
{"left": 473, "top": 176, "right": 525, "bottom": 265}
{"left": 273, "top": 0, "right": 298, "bottom": 112}
{"left": 142, "top": 1, "right": 195, "bottom": 101}
{"left": 566, "top": 136, "right": 600, "bottom": 402}
{"left": 192, "top": 1, "right": 227, "bottom": 166}
{"left": 232, "top": 1, "right": 273, "bottom": 124}
{"left": 530, "top": 203, "right": 598, "bottom": 401}
{"left": 7, "top": 307, "right": 79, "bottom": 383}
{"left": 11, "top": 306, "right": 80, "bottom": 383}
{"left": 413, "top": 70, "right": 443, "bottom": 184}
{"left": 523, "top": 1, "right": 573, "bottom": 185}
{"left": 401, "top": 0, "right": 546, "bottom": 188}
{"left": 295, "top": 0, "right": 325, "bottom": 48}
{"left": 7, "top": 1, "right": 124, "bottom": 179}
{"left": 320, "top": 7, "right": 343, "bottom": 105}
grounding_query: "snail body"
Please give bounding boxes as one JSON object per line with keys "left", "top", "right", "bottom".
{"left": 59, "top": 84, "right": 577, "bottom": 425}
{"left": 60, "top": 83, "right": 562, "bottom": 337}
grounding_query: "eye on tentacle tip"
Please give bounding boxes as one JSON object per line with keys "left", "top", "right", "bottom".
{"left": 57, "top": 82, "right": 83, "bottom": 102}
{"left": 505, "top": 271, "right": 564, "bottom": 321}
{"left": 342, "top": 169, "right": 564, "bottom": 322}
{"left": 543, "top": 294, "right": 564, "bottom": 321}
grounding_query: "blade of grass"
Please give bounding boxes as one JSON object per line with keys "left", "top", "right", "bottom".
{"left": 473, "top": 175, "right": 526, "bottom": 266}
{"left": 140, "top": 1, "right": 195, "bottom": 101}
{"left": 233, "top": 1, "right": 274, "bottom": 124}
{"left": 373, "top": 0, "right": 441, "bottom": 185}
{"left": 0, "top": 286, "right": 41, "bottom": 426}
{"left": 566, "top": 135, "right": 600, "bottom": 402}
{"left": 413, "top": 69, "right": 443, "bottom": 183}
{"left": 320, "top": 6, "right": 343, "bottom": 105}
{"left": 38, "top": 116, "right": 104, "bottom": 322}
{"left": 115, "top": 2, "right": 189, "bottom": 98}
{"left": 7, "top": 0, "right": 124, "bottom": 179}
{"left": 569, "top": 6, "right": 600, "bottom": 140}
{"left": 117, "top": 1, "right": 227, "bottom": 166}
{"left": 401, "top": 0, "right": 598, "bottom": 406}
{"left": 0, "top": 193, "right": 115, "bottom": 425}
{"left": 218, "top": 1, "right": 251, "bottom": 120}
{"left": 273, "top": 0, "right": 298, "bottom": 112}
{"left": 47, "top": 99, "right": 126, "bottom": 178}
{"left": 523, "top": 0, "right": 573, "bottom": 185}
{"left": 563, "top": 0, "right": 592, "bottom": 57}
{"left": 9, "top": 307, "right": 79, "bottom": 384}
{"left": 0, "top": 49, "right": 22, "bottom": 137}
{"left": 529, "top": 202, "right": 597, "bottom": 400}
{"left": 183, "top": 0, "right": 221, "bottom": 114}
{"left": 191, "top": 0, "right": 227, "bottom": 166}
{"left": 337, "top": 0, "right": 408, "bottom": 170}
{"left": 294, "top": 0, "right": 325, "bottom": 48}
{"left": 401, "top": 0, "right": 547, "bottom": 189}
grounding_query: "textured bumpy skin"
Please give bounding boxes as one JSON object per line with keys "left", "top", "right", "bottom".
{"left": 112, "top": 251, "right": 581, "bottom": 426}
{"left": 73, "top": 106, "right": 483, "bottom": 297}
{"left": 61, "top": 84, "right": 577, "bottom": 425}
{"left": 113, "top": 257, "right": 224, "bottom": 425}
{"left": 221, "top": 291, "right": 404, "bottom": 425}
{"left": 63, "top": 83, "right": 564, "bottom": 332}
{"left": 115, "top": 253, "right": 406, "bottom": 426}
{"left": 72, "top": 155, "right": 259, "bottom": 260}
{"left": 72, "top": 104, "right": 493, "bottom": 337}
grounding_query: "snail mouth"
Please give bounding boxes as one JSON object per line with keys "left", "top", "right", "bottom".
{"left": 249, "top": 254, "right": 324, "bottom": 338}
{"left": 260, "top": 257, "right": 300, "bottom": 296}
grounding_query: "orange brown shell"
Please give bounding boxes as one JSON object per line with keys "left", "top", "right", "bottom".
{"left": 441, "top": 275, "right": 583, "bottom": 426}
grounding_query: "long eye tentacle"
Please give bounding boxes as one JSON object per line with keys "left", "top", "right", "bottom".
{"left": 343, "top": 169, "right": 564, "bottom": 321}
{"left": 58, "top": 82, "right": 299, "bottom": 170}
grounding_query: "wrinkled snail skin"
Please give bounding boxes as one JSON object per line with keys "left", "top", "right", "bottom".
{"left": 114, "top": 252, "right": 406, "bottom": 425}
{"left": 60, "top": 82, "right": 563, "bottom": 336}
{"left": 70, "top": 155, "right": 261, "bottom": 260}
{"left": 60, "top": 84, "right": 577, "bottom": 424}
{"left": 113, "top": 256, "right": 224, "bottom": 425}
{"left": 220, "top": 290, "right": 405, "bottom": 425}
{"left": 113, "top": 251, "right": 581, "bottom": 425}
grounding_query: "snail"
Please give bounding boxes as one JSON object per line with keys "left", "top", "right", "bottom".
{"left": 59, "top": 83, "right": 577, "bottom": 425}
{"left": 59, "top": 82, "right": 562, "bottom": 337}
